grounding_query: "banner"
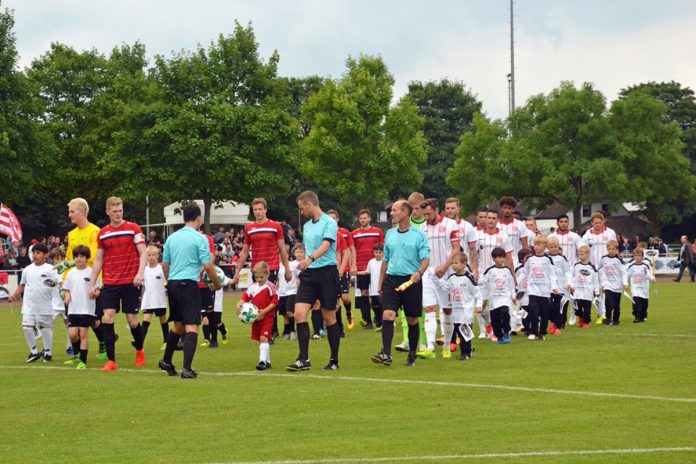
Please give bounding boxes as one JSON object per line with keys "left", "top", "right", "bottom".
{"left": 644, "top": 250, "right": 679, "bottom": 275}
{"left": 0, "top": 204, "right": 23, "bottom": 242}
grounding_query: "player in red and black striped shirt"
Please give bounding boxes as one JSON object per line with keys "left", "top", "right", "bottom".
{"left": 350, "top": 209, "right": 384, "bottom": 329}
{"left": 89, "top": 197, "right": 147, "bottom": 371}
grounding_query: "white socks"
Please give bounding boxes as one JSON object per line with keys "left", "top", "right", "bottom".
{"left": 259, "top": 342, "right": 270, "bottom": 363}
{"left": 40, "top": 327, "right": 53, "bottom": 356}
{"left": 23, "top": 326, "right": 38, "bottom": 354}
{"left": 441, "top": 312, "right": 453, "bottom": 348}
{"left": 424, "top": 312, "right": 437, "bottom": 351}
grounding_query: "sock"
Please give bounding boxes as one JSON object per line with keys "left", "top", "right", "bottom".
{"left": 161, "top": 322, "right": 169, "bottom": 342}
{"left": 202, "top": 324, "right": 211, "bottom": 341}
{"left": 408, "top": 323, "right": 420, "bottom": 357}
{"left": 65, "top": 324, "right": 71, "bottom": 349}
{"left": 40, "top": 327, "right": 53, "bottom": 356}
{"left": 297, "top": 322, "right": 310, "bottom": 361}
{"left": 79, "top": 349, "right": 88, "bottom": 364}
{"left": 441, "top": 312, "right": 453, "bottom": 350}
{"left": 103, "top": 323, "right": 116, "bottom": 361}
{"left": 163, "top": 330, "right": 180, "bottom": 364}
{"left": 141, "top": 321, "right": 151, "bottom": 342}
{"left": 343, "top": 301, "right": 352, "bottom": 317}
{"left": 326, "top": 322, "right": 340, "bottom": 363}
{"left": 218, "top": 323, "right": 227, "bottom": 336}
{"left": 283, "top": 322, "right": 290, "bottom": 335}
{"left": 424, "top": 312, "right": 437, "bottom": 350}
{"left": 381, "top": 319, "right": 394, "bottom": 356}
{"left": 359, "top": 296, "right": 372, "bottom": 324}
{"left": 23, "top": 327, "right": 38, "bottom": 354}
{"left": 259, "top": 342, "right": 270, "bottom": 363}
{"left": 336, "top": 307, "right": 344, "bottom": 330}
{"left": 72, "top": 340, "right": 81, "bottom": 357}
{"left": 288, "top": 317, "right": 295, "bottom": 333}
{"left": 372, "top": 303, "right": 383, "bottom": 326}
{"left": 401, "top": 315, "right": 409, "bottom": 344}
{"left": 311, "top": 310, "right": 324, "bottom": 334}
{"left": 130, "top": 323, "right": 144, "bottom": 351}
{"left": 419, "top": 314, "right": 427, "bottom": 351}
{"left": 209, "top": 314, "right": 218, "bottom": 343}
{"left": 272, "top": 312, "right": 279, "bottom": 335}
{"left": 182, "top": 332, "right": 198, "bottom": 370}
{"left": 92, "top": 324, "right": 104, "bottom": 342}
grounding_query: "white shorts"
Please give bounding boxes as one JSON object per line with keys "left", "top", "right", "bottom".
{"left": 422, "top": 272, "right": 450, "bottom": 308}
{"left": 22, "top": 314, "right": 55, "bottom": 329}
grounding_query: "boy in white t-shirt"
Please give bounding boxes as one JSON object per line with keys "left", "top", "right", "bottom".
{"left": 49, "top": 247, "right": 73, "bottom": 357}
{"left": 279, "top": 244, "right": 303, "bottom": 340}
{"left": 212, "top": 274, "right": 231, "bottom": 343}
{"left": 365, "top": 243, "right": 384, "bottom": 330}
{"left": 62, "top": 245, "right": 101, "bottom": 369}
{"left": 141, "top": 246, "right": 169, "bottom": 350}
{"left": 9, "top": 243, "right": 60, "bottom": 363}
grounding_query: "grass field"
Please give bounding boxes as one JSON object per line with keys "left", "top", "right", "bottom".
{"left": 1, "top": 282, "right": 695, "bottom": 464}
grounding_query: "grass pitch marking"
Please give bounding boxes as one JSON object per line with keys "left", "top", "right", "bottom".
{"left": 206, "top": 447, "right": 696, "bottom": 464}
{"left": 2, "top": 364, "right": 696, "bottom": 404}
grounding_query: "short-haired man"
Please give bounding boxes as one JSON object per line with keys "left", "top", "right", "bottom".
{"left": 549, "top": 214, "right": 584, "bottom": 267}
{"left": 582, "top": 212, "right": 617, "bottom": 324}
{"left": 444, "top": 197, "right": 479, "bottom": 278}
{"left": 158, "top": 203, "right": 222, "bottom": 378}
{"left": 287, "top": 191, "right": 341, "bottom": 372}
{"left": 351, "top": 209, "right": 385, "bottom": 331}
{"left": 327, "top": 210, "right": 357, "bottom": 331}
{"left": 525, "top": 216, "right": 540, "bottom": 244}
{"left": 89, "top": 197, "right": 148, "bottom": 371}
{"left": 498, "top": 196, "right": 529, "bottom": 264}
{"left": 674, "top": 235, "right": 695, "bottom": 282}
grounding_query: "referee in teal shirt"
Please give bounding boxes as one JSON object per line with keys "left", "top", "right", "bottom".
{"left": 159, "top": 203, "right": 221, "bottom": 379}
{"left": 371, "top": 200, "right": 429, "bottom": 367}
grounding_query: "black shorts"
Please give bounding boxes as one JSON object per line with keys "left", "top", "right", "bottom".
{"left": 68, "top": 314, "right": 96, "bottom": 328}
{"left": 381, "top": 274, "right": 423, "bottom": 318}
{"left": 356, "top": 274, "right": 370, "bottom": 291}
{"left": 168, "top": 280, "right": 202, "bottom": 325}
{"left": 296, "top": 265, "right": 340, "bottom": 310}
{"left": 143, "top": 307, "right": 167, "bottom": 317}
{"left": 253, "top": 270, "right": 279, "bottom": 284}
{"left": 278, "top": 295, "right": 296, "bottom": 316}
{"left": 95, "top": 295, "right": 104, "bottom": 319}
{"left": 99, "top": 284, "right": 140, "bottom": 314}
{"left": 200, "top": 287, "right": 214, "bottom": 313}
{"left": 339, "top": 274, "right": 351, "bottom": 294}
{"left": 370, "top": 295, "right": 382, "bottom": 309}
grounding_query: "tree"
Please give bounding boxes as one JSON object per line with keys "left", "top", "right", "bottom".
{"left": 300, "top": 55, "right": 427, "bottom": 214}
{"left": 407, "top": 79, "right": 482, "bottom": 201}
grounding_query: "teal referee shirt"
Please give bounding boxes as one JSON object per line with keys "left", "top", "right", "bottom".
{"left": 163, "top": 226, "right": 211, "bottom": 281}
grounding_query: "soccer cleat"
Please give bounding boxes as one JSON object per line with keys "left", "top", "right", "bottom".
{"left": 371, "top": 352, "right": 393, "bottom": 366}
{"left": 613, "top": 320, "right": 620, "bottom": 326}
{"left": 346, "top": 313, "right": 355, "bottom": 330}
{"left": 596, "top": 316, "right": 606, "bottom": 325}
{"left": 100, "top": 360, "right": 118, "bottom": 371}
{"left": 180, "top": 368, "right": 198, "bottom": 379}
{"left": 26, "top": 352, "right": 42, "bottom": 363}
{"left": 577, "top": 316, "right": 584, "bottom": 326}
{"left": 265, "top": 362, "right": 271, "bottom": 369}
{"left": 527, "top": 334, "right": 537, "bottom": 341}
{"left": 256, "top": 361, "right": 268, "bottom": 371}
{"left": 450, "top": 342, "right": 457, "bottom": 352}
{"left": 374, "top": 326, "right": 382, "bottom": 333}
{"left": 221, "top": 333, "right": 229, "bottom": 344}
{"left": 208, "top": 341, "right": 219, "bottom": 348}
{"left": 582, "top": 323, "right": 589, "bottom": 328}
{"left": 394, "top": 342, "right": 409, "bottom": 352}
{"left": 76, "top": 361, "right": 87, "bottom": 370}
{"left": 360, "top": 320, "right": 367, "bottom": 327}
{"left": 286, "top": 358, "right": 311, "bottom": 372}
{"left": 458, "top": 353, "right": 472, "bottom": 361}
{"left": 43, "top": 354, "right": 53, "bottom": 362}
{"left": 633, "top": 318, "right": 641, "bottom": 323}
{"left": 603, "top": 319, "right": 612, "bottom": 326}
{"left": 64, "top": 356, "right": 79, "bottom": 365}
{"left": 135, "top": 349, "right": 146, "bottom": 367}
{"left": 538, "top": 334, "right": 546, "bottom": 341}
{"left": 200, "top": 339, "right": 210, "bottom": 347}
{"left": 289, "top": 332, "right": 297, "bottom": 341}
{"left": 403, "top": 355, "right": 416, "bottom": 367}
{"left": 553, "top": 328, "right": 562, "bottom": 336}
{"left": 283, "top": 333, "right": 291, "bottom": 340}
{"left": 477, "top": 332, "right": 488, "bottom": 339}
{"left": 311, "top": 333, "right": 322, "bottom": 340}
{"left": 503, "top": 333, "right": 511, "bottom": 343}
{"left": 158, "top": 359, "right": 178, "bottom": 376}
{"left": 436, "top": 336, "right": 445, "bottom": 346}
{"left": 568, "top": 313, "right": 577, "bottom": 326}
{"left": 363, "top": 323, "right": 373, "bottom": 330}
{"left": 549, "top": 322, "right": 557, "bottom": 333}
{"left": 160, "top": 343, "right": 167, "bottom": 351}
{"left": 97, "top": 351, "right": 107, "bottom": 361}
{"left": 442, "top": 347, "right": 451, "bottom": 358}
{"left": 321, "top": 360, "right": 339, "bottom": 371}
{"left": 416, "top": 349, "right": 436, "bottom": 359}
{"left": 66, "top": 346, "right": 74, "bottom": 356}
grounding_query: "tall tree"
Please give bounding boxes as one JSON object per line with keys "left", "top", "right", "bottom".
{"left": 300, "top": 55, "right": 427, "bottom": 214}
{"left": 407, "top": 79, "right": 482, "bottom": 201}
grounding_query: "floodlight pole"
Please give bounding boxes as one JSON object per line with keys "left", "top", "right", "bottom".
{"left": 509, "top": 0, "right": 516, "bottom": 113}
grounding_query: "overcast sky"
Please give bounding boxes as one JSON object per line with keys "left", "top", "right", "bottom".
{"left": 4, "top": 0, "right": 696, "bottom": 119}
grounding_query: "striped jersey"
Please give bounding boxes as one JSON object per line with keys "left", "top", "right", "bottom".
{"left": 498, "top": 218, "right": 529, "bottom": 265}
{"left": 420, "top": 215, "right": 460, "bottom": 274}
{"left": 476, "top": 228, "right": 513, "bottom": 276}
{"left": 97, "top": 221, "right": 145, "bottom": 285}
{"left": 351, "top": 226, "right": 384, "bottom": 271}
{"left": 582, "top": 227, "right": 617, "bottom": 267}
{"left": 244, "top": 220, "right": 284, "bottom": 270}
{"left": 549, "top": 229, "right": 584, "bottom": 266}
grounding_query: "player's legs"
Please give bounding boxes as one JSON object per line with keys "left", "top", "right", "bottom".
{"left": 22, "top": 315, "right": 41, "bottom": 360}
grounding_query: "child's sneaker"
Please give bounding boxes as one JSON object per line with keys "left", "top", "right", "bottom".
{"left": 43, "top": 354, "right": 53, "bottom": 362}
{"left": 76, "top": 361, "right": 87, "bottom": 370}
{"left": 100, "top": 360, "right": 118, "bottom": 371}
{"left": 503, "top": 333, "right": 511, "bottom": 343}
{"left": 200, "top": 339, "right": 210, "bottom": 347}
{"left": 64, "top": 356, "right": 79, "bottom": 365}
{"left": 135, "top": 349, "right": 146, "bottom": 367}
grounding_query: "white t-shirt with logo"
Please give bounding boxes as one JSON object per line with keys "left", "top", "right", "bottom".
{"left": 63, "top": 266, "right": 100, "bottom": 316}
{"left": 21, "top": 263, "right": 60, "bottom": 315}
{"left": 141, "top": 264, "right": 168, "bottom": 310}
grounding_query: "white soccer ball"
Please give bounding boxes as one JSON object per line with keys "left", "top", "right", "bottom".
{"left": 238, "top": 302, "right": 259, "bottom": 324}
{"left": 203, "top": 266, "right": 226, "bottom": 288}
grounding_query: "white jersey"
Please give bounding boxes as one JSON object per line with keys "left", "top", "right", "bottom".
{"left": 52, "top": 281, "right": 65, "bottom": 312}
{"left": 626, "top": 262, "right": 653, "bottom": 299}
{"left": 437, "top": 271, "right": 483, "bottom": 324}
{"left": 421, "top": 216, "right": 459, "bottom": 275}
{"left": 498, "top": 218, "right": 529, "bottom": 265}
{"left": 455, "top": 218, "right": 478, "bottom": 257}
{"left": 524, "top": 254, "right": 559, "bottom": 297}
{"left": 548, "top": 254, "right": 571, "bottom": 293}
{"left": 284, "top": 261, "right": 300, "bottom": 296}
{"left": 63, "top": 266, "right": 100, "bottom": 316}
{"left": 570, "top": 262, "right": 600, "bottom": 301}
{"left": 366, "top": 258, "right": 382, "bottom": 297}
{"left": 598, "top": 255, "right": 628, "bottom": 293}
{"left": 583, "top": 227, "right": 617, "bottom": 267}
{"left": 479, "top": 265, "right": 515, "bottom": 310}
{"left": 214, "top": 276, "right": 230, "bottom": 312}
{"left": 20, "top": 263, "right": 59, "bottom": 315}
{"left": 141, "top": 264, "right": 168, "bottom": 310}
{"left": 476, "top": 228, "right": 513, "bottom": 276}
{"left": 526, "top": 230, "right": 539, "bottom": 248}
{"left": 515, "top": 264, "right": 529, "bottom": 306}
{"left": 549, "top": 230, "right": 584, "bottom": 267}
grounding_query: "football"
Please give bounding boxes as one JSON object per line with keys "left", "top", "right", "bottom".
{"left": 238, "top": 302, "right": 259, "bottom": 324}
{"left": 203, "top": 266, "right": 226, "bottom": 288}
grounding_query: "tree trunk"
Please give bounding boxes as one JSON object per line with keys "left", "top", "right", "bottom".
{"left": 202, "top": 194, "right": 212, "bottom": 235}
{"left": 572, "top": 203, "right": 583, "bottom": 232}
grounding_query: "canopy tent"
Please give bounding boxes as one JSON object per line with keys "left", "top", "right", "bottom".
{"left": 163, "top": 201, "right": 250, "bottom": 226}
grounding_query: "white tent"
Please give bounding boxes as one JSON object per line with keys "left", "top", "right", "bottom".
{"left": 163, "top": 201, "right": 250, "bottom": 226}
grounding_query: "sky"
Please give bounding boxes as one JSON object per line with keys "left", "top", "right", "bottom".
{"left": 4, "top": 0, "right": 696, "bottom": 119}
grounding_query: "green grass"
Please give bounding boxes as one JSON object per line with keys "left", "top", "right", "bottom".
{"left": 1, "top": 283, "right": 695, "bottom": 464}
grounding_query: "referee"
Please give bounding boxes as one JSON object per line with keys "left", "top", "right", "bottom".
{"left": 158, "top": 203, "right": 222, "bottom": 379}
{"left": 371, "top": 200, "right": 429, "bottom": 367}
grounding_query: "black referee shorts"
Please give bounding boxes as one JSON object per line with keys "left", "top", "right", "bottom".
{"left": 356, "top": 274, "right": 370, "bottom": 291}
{"left": 168, "top": 280, "right": 202, "bottom": 325}
{"left": 381, "top": 274, "right": 422, "bottom": 318}
{"left": 296, "top": 265, "right": 340, "bottom": 310}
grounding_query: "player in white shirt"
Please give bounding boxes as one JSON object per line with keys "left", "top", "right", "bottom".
{"left": 497, "top": 197, "right": 529, "bottom": 265}
{"left": 365, "top": 244, "right": 384, "bottom": 328}
{"left": 549, "top": 214, "right": 584, "bottom": 267}
{"left": 278, "top": 244, "right": 303, "bottom": 340}
{"left": 141, "top": 246, "right": 170, "bottom": 350}
{"left": 524, "top": 235, "right": 561, "bottom": 340}
{"left": 582, "top": 212, "right": 617, "bottom": 324}
{"left": 547, "top": 237, "right": 572, "bottom": 334}
{"left": 9, "top": 243, "right": 60, "bottom": 363}
{"left": 568, "top": 245, "right": 600, "bottom": 328}
{"left": 444, "top": 198, "right": 479, "bottom": 277}
{"left": 479, "top": 247, "right": 517, "bottom": 344}
{"left": 63, "top": 245, "right": 101, "bottom": 369}
{"left": 626, "top": 248, "right": 655, "bottom": 323}
{"left": 598, "top": 240, "right": 628, "bottom": 325}
{"left": 418, "top": 198, "right": 460, "bottom": 359}
{"left": 515, "top": 249, "right": 532, "bottom": 334}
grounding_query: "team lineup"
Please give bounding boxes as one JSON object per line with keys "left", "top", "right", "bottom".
{"left": 8, "top": 191, "right": 656, "bottom": 378}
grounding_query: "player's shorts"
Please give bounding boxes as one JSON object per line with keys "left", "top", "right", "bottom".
{"left": 252, "top": 270, "right": 279, "bottom": 284}
{"left": 99, "top": 284, "right": 140, "bottom": 314}
{"left": 278, "top": 295, "right": 296, "bottom": 316}
{"left": 370, "top": 295, "right": 382, "bottom": 309}
{"left": 53, "top": 307, "right": 67, "bottom": 321}
{"left": 168, "top": 280, "right": 202, "bottom": 325}
{"left": 381, "top": 274, "right": 423, "bottom": 318}
{"left": 356, "top": 274, "right": 370, "bottom": 291}
{"left": 22, "top": 313, "right": 54, "bottom": 329}
{"left": 422, "top": 272, "right": 450, "bottom": 308}
{"left": 251, "top": 310, "right": 276, "bottom": 341}
{"left": 199, "top": 287, "right": 214, "bottom": 313}
{"left": 143, "top": 307, "right": 167, "bottom": 317}
{"left": 339, "top": 273, "right": 351, "bottom": 295}
{"left": 296, "top": 265, "right": 340, "bottom": 310}
{"left": 68, "top": 314, "right": 96, "bottom": 328}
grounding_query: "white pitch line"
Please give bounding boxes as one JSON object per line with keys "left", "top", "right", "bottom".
{"left": 2, "top": 364, "right": 695, "bottom": 404}
{"left": 204, "top": 447, "right": 696, "bottom": 464}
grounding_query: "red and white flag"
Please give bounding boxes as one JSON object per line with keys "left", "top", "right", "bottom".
{"left": 0, "top": 204, "right": 23, "bottom": 242}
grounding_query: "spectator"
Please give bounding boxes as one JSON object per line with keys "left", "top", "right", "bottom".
{"left": 233, "top": 231, "right": 244, "bottom": 250}
{"left": 147, "top": 230, "right": 162, "bottom": 248}
{"left": 657, "top": 238, "right": 668, "bottom": 257}
{"left": 674, "top": 235, "right": 695, "bottom": 283}
{"left": 619, "top": 236, "right": 631, "bottom": 254}
{"left": 3, "top": 250, "right": 18, "bottom": 270}
{"left": 16, "top": 246, "right": 31, "bottom": 282}
{"left": 214, "top": 226, "right": 226, "bottom": 244}
{"left": 286, "top": 228, "right": 298, "bottom": 248}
